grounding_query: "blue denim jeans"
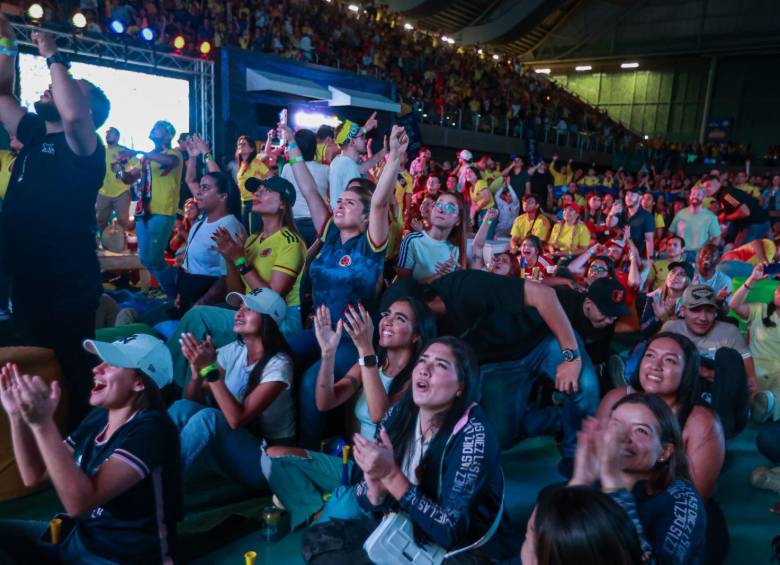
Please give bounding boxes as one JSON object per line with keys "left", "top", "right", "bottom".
{"left": 0, "top": 518, "right": 115, "bottom": 564}
{"left": 135, "top": 213, "right": 175, "bottom": 283}
{"left": 169, "top": 399, "right": 268, "bottom": 490}
{"left": 286, "top": 328, "right": 358, "bottom": 449}
{"left": 479, "top": 334, "right": 600, "bottom": 457}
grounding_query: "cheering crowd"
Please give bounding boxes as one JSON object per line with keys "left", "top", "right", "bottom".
{"left": 1, "top": 13, "right": 780, "bottom": 565}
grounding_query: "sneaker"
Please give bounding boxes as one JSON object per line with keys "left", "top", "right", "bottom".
{"left": 607, "top": 354, "right": 626, "bottom": 390}
{"left": 752, "top": 390, "right": 775, "bottom": 424}
{"left": 749, "top": 466, "right": 780, "bottom": 493}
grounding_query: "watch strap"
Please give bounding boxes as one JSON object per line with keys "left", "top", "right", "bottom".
{"left": 46, "top": 53, "right": 71, "bottom": 69}
{"left": 358, "top": 354, "right": 379, "bottom": 367}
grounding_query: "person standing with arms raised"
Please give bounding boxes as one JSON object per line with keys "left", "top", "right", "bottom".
{"left": 0, "top": 19, "right": 110, "bottom": 430}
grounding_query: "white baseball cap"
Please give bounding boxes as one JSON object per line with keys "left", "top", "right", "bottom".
{"left": 226, "top": 288, "right": 287, "bottom": 326}
{"left": 458, "top": 149, "right": 473, "bottom": 161}
{"left": 82, "top": 334, "right": 173, "bottom": 389}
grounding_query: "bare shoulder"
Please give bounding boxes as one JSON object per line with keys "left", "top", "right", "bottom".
{"left": 685, "top": 405, "right": 725, "bottom": 440}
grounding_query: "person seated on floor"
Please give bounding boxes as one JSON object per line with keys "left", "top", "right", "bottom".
{"left": 661, "top": 284, "right": 755, "bottom": 439}
{"left": 383, "top": 269, "right": 599, "bottom": 477}
{"left": 264, "top": 297, "right": 436, "bottom": 530}
{"left": 576, "top": 394, "right": 707, "bottom": 564}
{"left": 521, "top": 485, "right": 646, "bottom": 565}
{"left": 729, "top": 263, "right": 780, "bottom": 423}
{"left": 397, "top": 192, "right": 466, "bottom": 283}
{"left": 175, "top": 150, "right": 244, "bottom": 315}
{"left": 167, "top": 174, "right": 308, "bottom": 386}
{"left": 547, "top": 203, "right": 591, "bottom": 259}
{"left": 598, "top": 332, "right": 725, "bottom": 502}
{"left": 170, "top": 288, "right": 295, "bottom": 490}
{"left": 301, "top": 337, "right": 517, "bottom": 564}
{"left": 283, "top": 122, "right": 400, "bottom": 449}
{"left": 0, "top": 335, "right": 181, "bottom": 564}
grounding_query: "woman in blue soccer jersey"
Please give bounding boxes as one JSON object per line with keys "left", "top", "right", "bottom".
{"left": 0, "top": 334, "right": 181, "bottom": 565}
{"left": 282, "top": 120, "right": 405, "bottom": 448}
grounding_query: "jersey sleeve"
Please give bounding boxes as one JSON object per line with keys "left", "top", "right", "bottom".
{"left": 272, "top": 232, "right": 305, "bottom": 278}
{"left": 397, "top": 233, "right": 417, "bottom": 271}
{"left": 109, "top": 412, "right": 169, "bottom": 479}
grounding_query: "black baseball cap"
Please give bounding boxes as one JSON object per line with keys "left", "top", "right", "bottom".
{"left": 668, "top": 260, "right": 694, "bottom": 280}
{"left": 245, "top": 175, "right": 297, "bottom": 207}
{"left": 587, "top": 277, "right": 631, "bottom": 318}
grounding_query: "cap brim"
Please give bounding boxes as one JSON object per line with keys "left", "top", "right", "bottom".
{"left": 82, "top": 340, "right": 134, "bottom": 369}
{"left": 245, "top": 177, "right": 262, "bottom": 193}
{"left": 225, "top": 292, "right": 246, "bottom": 308}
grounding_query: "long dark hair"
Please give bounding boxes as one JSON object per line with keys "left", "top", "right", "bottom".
{"left": 535, "top": 485, "right": 644, "bottom": 565}
{"left": 380, "top": 297, "right": 438, "bottom": 398}
{"left": 612, "top": 393, "right": 691, "bottom": 495}
{"left": 235, "top": 135, "right": 256, "bottom": 168}
{"left": 628, "top": 331, "right": 702, "bottom": 430}
{"left": 237, "top": 313, "right": 292, "bottom": 392}
{"left": 383, "top": 337, "right": 480, "bottom": 500}
{"left": 132, "top": 372, "right": 167, "bottom": 413}
{"left": 203, "top": 171, "right": 241, "bottom": 219}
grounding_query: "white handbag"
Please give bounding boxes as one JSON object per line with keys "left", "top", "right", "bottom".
{"left": 363, "top": 474, "right": 505, "bottom": 565}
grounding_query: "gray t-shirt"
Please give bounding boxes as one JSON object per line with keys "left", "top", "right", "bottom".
{"left": 661, "top": 319, "right": 750, "bottom": 360}
{"left": 217, "top": 342, "right": 295, "bottom": 440}
{"left": 185, "top": 215, "right": 246, "bottom": 276}
{"left": 328, "top": 154, "right": 361, "bottom": 210}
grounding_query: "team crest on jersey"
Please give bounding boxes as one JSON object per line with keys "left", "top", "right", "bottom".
{"left": 41, "top": 143, "right": 55, "bottom": 155}
{"left": 339, "top": 254, "right": 352, "bottom": 267}
{"left": 261, "top": 248, "right": 272, "bottom": 257}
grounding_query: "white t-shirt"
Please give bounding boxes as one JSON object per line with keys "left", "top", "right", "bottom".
{"left": 494, "top": 187, "right": 520, "bottom": 237}
{"left": 397, "top": 230, "right": 459, "bottom": 281}
{"left": 328, "top": 154, "right": 361, "bottom": 210}
{"left": 401, "top": 414, "right": 431, "bottom": 486}
{"left": 217, "top": 342, "right": 296, "bottom": 440}
{"left": 353, "top": 368, "right": 395, "bottom": 439}
{"left": 281, "top": 161, "right": 329, "bottom": 219}
{"left": 184, "top": 215, "right": 246, "bottom": 277}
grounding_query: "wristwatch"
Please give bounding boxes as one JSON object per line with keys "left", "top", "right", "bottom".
{"left": 358, "top": 354, "right": 379, "bottom": 367}
{"left": 561, "top": 348, "right": 580, "bottom": 362}
{"left": 237, "top": 261, "right": 253, "bottom": 276}
{"left": 46, "top": 53, "right": 71, "bottom": 70}
{"left": 202, "top": 367, "right": 221, "bottom": 382}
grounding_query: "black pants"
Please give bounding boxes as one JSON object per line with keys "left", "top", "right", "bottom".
{"left": 704, "top": 347, "right": 749, "bottom": 440}
{"left": 757, "top": 420, "right": 780, "bottom": 465}
{"left": 10, "top": 274, "right": 100, "bottom": 432}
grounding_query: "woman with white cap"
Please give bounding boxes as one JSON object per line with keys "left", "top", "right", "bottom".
{"left": 0, "top": 334, "right": 181, "bottom": 564}
{"left": 169, "top": 287, "right": 295, "bottom": 489}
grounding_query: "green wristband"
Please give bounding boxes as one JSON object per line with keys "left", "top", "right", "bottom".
{"left": 0, "top": 38, "right": 17, "bottom": 49}
{"left": 198, "top": 363, "right": 218, "bottom": 378}
{"left": 233, "top": 256, "right": 247, "bottom": 267}
{"left": 288, "top": 157, "right": 304, "bottom": 165}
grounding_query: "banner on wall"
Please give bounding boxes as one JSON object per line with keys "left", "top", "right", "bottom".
{"left": 704, "top": 117, "right": 733, "bottom": 143}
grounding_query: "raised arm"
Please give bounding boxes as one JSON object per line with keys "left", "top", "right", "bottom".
{"left": 0, "top": 16, "right": 25, "bottom": 138}
{"left": 279, "top": 121, "right": 329, "bottom": 233}
{"left": 312, "top": 306, "right": 362, "bottom": 411}
{"left": 32, "top": 31, "right": 97, "bottom": 157}
{"left": 368, "top": 126, "right": 407, "bottom": 249}
{"left": 730, "top": 263, "right": 766, "bottom": 320}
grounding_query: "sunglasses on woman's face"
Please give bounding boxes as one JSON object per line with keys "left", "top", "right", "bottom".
{"left": 434, "top": 201, "right": 458, "bottom": 214}
{"left": 589, "top": 265, "right": 609, "bottom": 274}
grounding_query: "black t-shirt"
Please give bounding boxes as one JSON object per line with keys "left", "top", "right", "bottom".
{"left": 66, "top": 408, "right": 182, "bottom": 564}
{"left": 0, "top": 113, "right": 106, "bottom": 276}
{"left": 720, "top": 188, "right": 769, "bottom": 226}
{"left": 623, "top": 207, "right": 655, "bottom": 253}
{"left": 507, "top": 169, "right": 528, "bottom": 200}
{"left": 430, "top": 271, "right": 548, "bottom": 363}
{"left": 528, "top": 171, "right": 553, "bottom": 209}
{"left": 554, "top": 287, "right": 614, "bottom": 364}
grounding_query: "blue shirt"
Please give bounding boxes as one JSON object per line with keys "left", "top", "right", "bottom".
{"left": 309, "top": 219, "right": 387, "bottom": 320}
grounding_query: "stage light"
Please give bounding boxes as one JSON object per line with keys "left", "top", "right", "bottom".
{"left": 109, "top": 20, "right": 125, "bottom": 34}
{"left": 293, "top": 111, "right": 341, "bottom": 130}
{"left": 173, "top": 35, "right": 186, "bottom": 50}
{"left": 27, "top": 3, "right": 44, "bottom": 20}
{"left": 575, "top": 65, "right": 592, "bottom": 71}
{"left": 535, "top": 68, "right": 551, "bottom": 74}
{"left": 199, "top": 41, "right": 212, "bottom": 55}
{"left": 348, "top": 4, "right": 359, "bottom": 12}
{"left": 492, "top": 54, "right": 499, "bottom": 60}
{"left": 71, "top": 12, "right": 87, "bottom": 29}
{"left": 140, "top": 27, "right": 155, "bottom": 42}
{"left": 621, "top": 61, "right": 639, "bottom": 69}
{"left": 403, "top": 23, "right": 413, "bottom": 31}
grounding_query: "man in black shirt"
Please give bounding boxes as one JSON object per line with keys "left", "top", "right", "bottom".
{"left": 622, "top": 185, "right": 655, "bottom": 258}
{"left": 0, "top": 21, "right": 109, "bottom": 430}
{"left": 526, "top": 159, "right": 554, "bottom": 211}
{"left": 501, "top": 154, "right": 527, "bottom": 201}
{"left": 383, "top": 270, "right": 601, "bottom": 475}
{"left": 714, "top": 179, "right": 771, "bottom": 245}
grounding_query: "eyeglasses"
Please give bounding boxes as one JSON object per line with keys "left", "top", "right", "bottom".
{"left": 589, "top": 265, "right": 609, "bottom": 274}
{"left": 434, "top": 201, "right": 458, "bottom": 214}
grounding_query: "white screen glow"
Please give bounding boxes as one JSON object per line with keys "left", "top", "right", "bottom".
{"left": 19, "top": 53, "right": 190, "bottom": 152}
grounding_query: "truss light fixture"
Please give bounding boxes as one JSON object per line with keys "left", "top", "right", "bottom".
{"left": 621, "top": 61, "right": 639, "bottom": 69}
{"left": 575, "top": 65, "right": 592, "bottom": 71}
{"left": 27, "top": 3, "right": 44, "bottom": 21}
{"left": 109, "top": 20, "right": 126, "bottom": 34}
{"left": 72, "top": 12, "right": 87, "bottom": 29}
{"left": 140, "top": 27, "right": 155, "bottom": 42}
{"left": 173, "top": 35, "right": 186, "bottom": 50}
{"left": 199, "top": 40, "right": 212, "bottom": 56}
